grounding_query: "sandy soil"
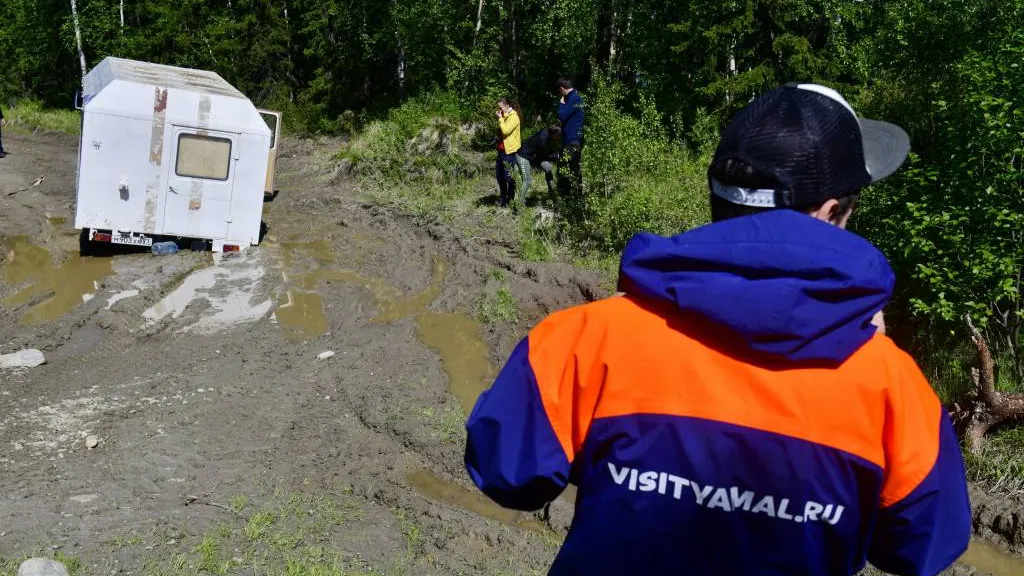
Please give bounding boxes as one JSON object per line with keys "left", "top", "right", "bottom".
{"left": 0, "top": 130, "right": 1020, "bottom": 576}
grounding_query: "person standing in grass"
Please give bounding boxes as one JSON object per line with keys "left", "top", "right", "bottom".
{"left": 555, "top": 77, "right": 583, "bottom": 195}
{"left": 0, "top": 104, "right": 7, "bottom": 158}
{"left": 465, "top": 82, "right": 970, "bottom": 576}
{"left": 518, "top": 125, "right": 562, "bottom": 196}
{"left": 495, "top": 98, "right": 526, "bottom": 208}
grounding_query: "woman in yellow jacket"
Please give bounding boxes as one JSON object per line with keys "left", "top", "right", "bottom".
{"left": 495, "top": 98, "right": 530, "bottom": 208}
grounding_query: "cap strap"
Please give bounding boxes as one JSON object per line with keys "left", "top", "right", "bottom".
{"left": 711, "top": 179, "right": 786, "bottom": 208}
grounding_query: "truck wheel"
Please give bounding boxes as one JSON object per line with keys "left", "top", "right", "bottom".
{"left": 79, "top": 229, "right": 95, "bottom": 256}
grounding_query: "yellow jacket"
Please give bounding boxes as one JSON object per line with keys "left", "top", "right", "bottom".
{"left": 498, "top": 110, "right": 521, "bottom": 154}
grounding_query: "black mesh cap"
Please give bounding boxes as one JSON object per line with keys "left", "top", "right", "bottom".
{"left": 709, "top": 83, "right": 910, "bottom": 209}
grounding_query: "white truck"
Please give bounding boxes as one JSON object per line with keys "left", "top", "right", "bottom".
{"left": 74, "top": 57, "right": 282, "bottom": 253}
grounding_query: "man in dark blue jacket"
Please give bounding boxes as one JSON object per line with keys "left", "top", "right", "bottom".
{"left": 556, "top": 77, "right": 583, "bottom": 196}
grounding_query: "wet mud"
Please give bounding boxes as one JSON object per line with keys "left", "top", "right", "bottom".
{"left": 2, "top": 236, "right": 113, "bottom": 326}
{"left": 960, "top": 540, "right": 1024, "bottom": 576}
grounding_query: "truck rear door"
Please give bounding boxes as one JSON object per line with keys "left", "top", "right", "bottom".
{"left": 163, "top": 126, "right": 238, "bottom": 239}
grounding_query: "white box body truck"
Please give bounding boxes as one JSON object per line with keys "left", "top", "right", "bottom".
{"left": 75, "top": 57, "right": 281, "bottom": 252}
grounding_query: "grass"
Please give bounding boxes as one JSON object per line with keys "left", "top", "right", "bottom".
{"left": 0, "top": 551, "right": 82, "bottom": 576}
{"left": 477, "top": 286, "right": 520, "bottom": 325}
{"left": 395, "top": 509, "right": 423, "bottom": 557}
{"left": 417, "top": 404, "right": 466, "bottom": 444}
{"left": 36, "top": 488, "right": 404, "bottom": 576}
{"left": 517, "top": 210, "right": 555, "bottom": 262}
{"left": 113, "top": 531, "right": 144, "bottom": 548}
{"left": 964, "top": 424, "right": 1024, "bottom": 496}
{"left": 5, "top": 100, "right": 81, "bottom": 135}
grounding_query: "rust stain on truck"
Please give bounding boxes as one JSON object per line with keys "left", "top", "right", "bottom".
{"left": 143, "top": 182, "right": 158, "bottom": 232}
{"left": 189, "top": 180, "right": 203, "bottom": 211}
{"left": 149, "top": 87, "right": 168, "bottom": 164}
{"left": 144, "top": 86, "right": 168, "bottom": 231}
{"left": 198, "top": 95, "right": 212, "bottom": 130}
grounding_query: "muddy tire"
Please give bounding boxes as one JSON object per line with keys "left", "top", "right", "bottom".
{"left": 79, "top": 228, "right": 96, "bottom": 256}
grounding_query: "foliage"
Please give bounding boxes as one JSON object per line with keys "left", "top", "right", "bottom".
{"left": 854, "top": 5, "right": 1023, "bottom": 385}
{"left": 5, "top": 101, "right": 82, "bottom": 134}
{"left": 574, "top": 75, "right": 711, "bottom": 252}
{"left": 478, "top": 286, "right": 521, "bottom": 325}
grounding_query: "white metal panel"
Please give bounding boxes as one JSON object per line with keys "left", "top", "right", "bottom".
{"left": 83, "top": 80, "right": 270, "bottom": 136}
{"left": 104, "top": 57, "right": 245, "bottom": 99}
{"left": 74, "top": 110, "right": 166, "bottom": 233}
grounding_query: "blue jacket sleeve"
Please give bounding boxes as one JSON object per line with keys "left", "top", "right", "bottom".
{"left": 557, "top": 93, "right": 579, "bottom": 123}
{"left": 867, "top": 410, "right": 972, "bottom": 576}
{"left": 464, "top": 337, "right": 571, "bottom": 511}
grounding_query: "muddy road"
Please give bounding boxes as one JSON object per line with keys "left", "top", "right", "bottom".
{"left": 0, "top": 130, "right": 1021, "bottom": 576}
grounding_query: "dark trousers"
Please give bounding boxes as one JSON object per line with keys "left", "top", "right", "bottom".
{"left": 495, "top": 149, "right": 518, "bottom": 207}
{"left": 557, "top": 141, "right": 582, "bottom": 196}
{"left": 0, "top": 123, "right": 5, "bottom": 154}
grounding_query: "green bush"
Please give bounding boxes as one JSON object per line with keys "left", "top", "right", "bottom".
{"left": 340, "top": 91, "right": 485, "bottom": 186}
{"left": 855, "top": 20, "right": 1023, "bottom": 390}
{"left": 573, "top": 75, "right": 711, "bottom": 252}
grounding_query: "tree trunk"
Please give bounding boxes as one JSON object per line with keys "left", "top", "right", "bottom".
{"left": 510, "top": 0, "right": 518, "bottom": 87}
{"left": 119, "top": 0, "right": 124, "bottom": 30}
{"left": 953, "top": 315, "right": 1024, "bottom": 453}
{"left": 69, "top": 0, "right": 87, "bottom": 90}
{"left": 475, "top": 0, "right": 484, "bottom": 37}
{"left": 609, "top": 0, "right": 633, "bottom": 71}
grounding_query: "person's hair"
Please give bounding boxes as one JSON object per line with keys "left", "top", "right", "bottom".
{"left": 557, "top": 77, "right": 573, "bottom": 90}
{"left": 498, "top": 97, "right": 521, "bottom": 117}
{"left": 708, "top": 158, "right": 859, "bottom": 223}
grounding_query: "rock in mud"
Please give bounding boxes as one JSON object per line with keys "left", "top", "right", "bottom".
{"left": 17, "top": 558, "right": 69, "bottom": 576}
{"left": 0, "top": 348, "right": 46, "bottom": 369}
{"left": 84, "top": 435, "right": 99, "bottom": 449}
{"left": 317, "top": 350, "right": 335, "bottom": 360}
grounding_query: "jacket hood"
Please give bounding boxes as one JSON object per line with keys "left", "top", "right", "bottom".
{"left": 617, "top": 210, "right": 894, "bottom": 364}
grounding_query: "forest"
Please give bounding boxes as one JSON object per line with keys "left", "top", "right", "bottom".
{"left": 1, "top": 0, "right": 1022, "bottom": 480}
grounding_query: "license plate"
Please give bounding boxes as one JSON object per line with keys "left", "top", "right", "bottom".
{"left": 110, "top": 233, "right": 153, "bottom": 247}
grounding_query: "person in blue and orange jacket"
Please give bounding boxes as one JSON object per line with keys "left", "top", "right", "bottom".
{"left": 464, "top": 82, "right": 972, "bottom": 576}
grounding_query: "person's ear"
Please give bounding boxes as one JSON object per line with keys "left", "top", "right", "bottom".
{"left": 807, "top": 199, "right": 840, "bottom": 225}
{"left": 806, "top": 198, "right": 853, "bottom": 228}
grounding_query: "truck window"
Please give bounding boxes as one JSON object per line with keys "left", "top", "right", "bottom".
{"left": 260, "top": 113, "right": 278, "bottom": 149}
{"left": 175, "top": 134, "right": 232, "bottom": 180}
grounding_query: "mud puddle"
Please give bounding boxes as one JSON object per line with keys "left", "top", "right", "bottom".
{"left": 1, "top": 236, "right": 113, "bottom": 325}
{"left": 275, "top": 239, "right": 449, "bottom": 338}
{"left": 406, "top": 468, "right": 550, "bottom": 535}
{"left": 143, "top": 250, "right": 272, "bottom": 334}
{"left": 415, "top": 312, "right": 494, "bottom": 416}
{"left": 277, "top": 243, "right": 492, "bottom": 411}
{"left": 275, "top": 290, "right": 329, "bottom": 339}
{"left": 960, "top": 540, "right": 1024, "bottom": 576}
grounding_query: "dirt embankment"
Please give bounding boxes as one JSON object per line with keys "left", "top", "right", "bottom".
{"left": 0, "top": 130, "right": 1021, "bottom": 576}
